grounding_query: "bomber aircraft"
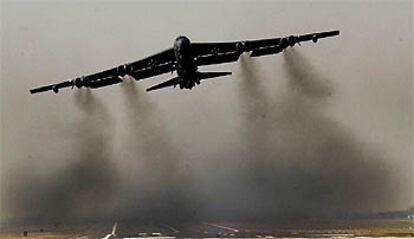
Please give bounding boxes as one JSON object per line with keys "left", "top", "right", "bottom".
{"left": 30, "top": 30, "right": 339, "bottom": 94}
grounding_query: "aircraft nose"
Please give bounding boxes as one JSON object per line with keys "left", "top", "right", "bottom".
{"left": 175, "top": 36, "right": 190, "bottom": 46}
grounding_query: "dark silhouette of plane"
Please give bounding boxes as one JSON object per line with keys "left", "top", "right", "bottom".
{"left": 30, "top": 30, "right": 339, "bottom": 94}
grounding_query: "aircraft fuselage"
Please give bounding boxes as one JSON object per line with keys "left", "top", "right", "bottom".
{"left": 173, "top": 36, "right": 200, "bottom": 89}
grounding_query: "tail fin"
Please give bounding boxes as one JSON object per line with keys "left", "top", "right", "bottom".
{"left": 197, "top": 71, "right": 232, "bottom": 80}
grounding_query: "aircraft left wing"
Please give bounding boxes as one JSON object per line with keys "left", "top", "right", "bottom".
{"left": 192, "top": 30, "right": 340, "bottom": 66}
{"left": 30, "top": 48, "right": 176, "bottom": 94}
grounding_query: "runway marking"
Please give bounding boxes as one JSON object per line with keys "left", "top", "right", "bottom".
{"left": 160, "top": 223, "right": 180, "bottom": 233}
{"left": 204, "top": 223, "right": 239, "bottom": 233}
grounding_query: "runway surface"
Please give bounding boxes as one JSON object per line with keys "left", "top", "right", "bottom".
{"left": 1, "top": 219, "right": 413, "bottom": 238}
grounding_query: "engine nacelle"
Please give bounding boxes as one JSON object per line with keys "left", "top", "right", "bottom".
{"left": 279, "top": 37, "right": 288, "bottom": 48}
{"left": 125, "top": 64, "right": 133, "bottom": 73}
{"left": 117, "top": 64, "right": 127, "bottom": 76}
{"left": 312, "top": 34, "right": 318, "bottom": 43}
{"left": 236, "top": 41, "right": 247, "bottom": 52}
{"left": 74, "top": 77, "right": 83, "bottom": 88}
{"left": 52, "top": 85, "right": 59, "bottom": 93}
{"left": 288, "top": 35, "right": 298, "bottom": 47}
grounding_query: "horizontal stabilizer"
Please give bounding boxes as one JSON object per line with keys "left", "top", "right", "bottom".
{"left": 197, "top": 71, "right": 232, "bottom": 80}
{"left": 146, "top": 76, "right": 181, "bottom": 92}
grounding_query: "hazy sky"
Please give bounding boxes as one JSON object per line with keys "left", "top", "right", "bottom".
{"left": 1, "top": 0, "right": 412, "bottom": 220}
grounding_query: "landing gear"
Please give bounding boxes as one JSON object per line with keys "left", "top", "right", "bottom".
{"left": 183, "top": 80, "right": 196, "bottom": 89}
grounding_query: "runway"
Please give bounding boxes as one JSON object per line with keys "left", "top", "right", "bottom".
{"left": 1, "top": 219, "right": 413, "bottom": 238}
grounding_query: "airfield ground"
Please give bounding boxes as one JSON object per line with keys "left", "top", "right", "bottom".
{"left": 1, "top": 219, "right": 413, "bottom": 238}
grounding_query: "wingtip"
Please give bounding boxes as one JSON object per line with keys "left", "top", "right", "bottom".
{"left": 29, "top": 88, "right": 44, "bottom": 95}
{"left": 329, "top": 30, "right": 340, "bottom": 36}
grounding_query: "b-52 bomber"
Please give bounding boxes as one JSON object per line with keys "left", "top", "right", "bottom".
{"left": 30, "top": 30, "right": 339, "bottom": 94}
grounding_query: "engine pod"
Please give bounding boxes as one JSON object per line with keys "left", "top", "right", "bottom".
{"left": 312, "top": 34, "right": 318, "bottom": 43}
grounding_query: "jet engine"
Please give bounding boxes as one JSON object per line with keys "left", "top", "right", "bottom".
{"left": 279, "top": 37, "right": 288, "bottom": 48}
{"left": 236, "top": 41, "right": 247, "bottom": 52}
{"left": 74, "top": 77, "right": 83, "bottom": 88}
{"left": 312, "top": 34, "right": 318, "bottom": 43}
{"left": 288, "top": 35, "right": 298, "bottom": 47}
{"left": 117, "top": 64, "right": 127, "bottom": 76}
{"left": 52, "top": 85, "right": 59, "bottom": 93}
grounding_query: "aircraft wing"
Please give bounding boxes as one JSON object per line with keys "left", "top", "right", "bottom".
{"left": 30, "top": 48, "right": 176, "bottom": 94}
{"left": 192, "top": 30, "right": 340, "bottom": 66}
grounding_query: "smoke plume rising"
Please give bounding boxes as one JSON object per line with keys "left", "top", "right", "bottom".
{"left": 3, "top": 51, "right": 402, "bottom": 223}
{"left": 214, "top": 49, "right": 397, "bottom": 220}
{"left": 115, "top": 78, "right": 196, "bottom": 222}
{"left": 2, "top": 1, "right": 411, "bottom": 222}
{"left": 10, "top": 90, "right": 119, "bottom": 221}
